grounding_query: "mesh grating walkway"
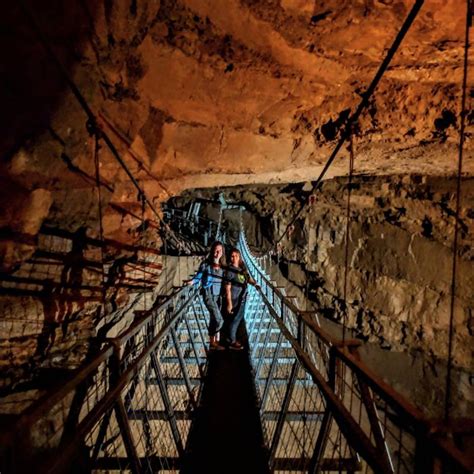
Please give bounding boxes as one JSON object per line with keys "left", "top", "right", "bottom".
{"left": 1, "top": 216, "right": 472, "bottom": 473}
{"left": 182, "top": 346, "right": 269, "bottom": 474}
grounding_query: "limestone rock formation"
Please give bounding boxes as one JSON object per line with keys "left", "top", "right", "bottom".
{"left": 182, "top": 174, "right": 473, "bottom": 416}
{"left": 0, "top": 0, "right": 472, "bottom": 412}
{"left": 1, "top": 1, "right": 471, "bottom": 242}
{"left": 208, "top": 175, "right": 473, "bottom": 371}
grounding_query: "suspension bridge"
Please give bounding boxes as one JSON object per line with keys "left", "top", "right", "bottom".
{"left": 1, "top": 1, "right": 472, "bottom": 471}
{"left": 0, "top": 208, "right": 471, "bottom": 474}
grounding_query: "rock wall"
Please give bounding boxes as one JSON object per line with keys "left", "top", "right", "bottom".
{"left": 0, "top": 244, "right": 198, "bottom": 410}
{"left": 194, "top": 174, "right": 474, "bottom": 371}
{"left": 0, "top": 226, "right": 160, "bottom": 392}
{"left": 265, "top": 258, "right": 472, "bottom": 418}
{"left": 1, "top": 1, "right": 472, "bottom": 273}
{"left": 0, "top": 0, "right": 472, "bottom": 418}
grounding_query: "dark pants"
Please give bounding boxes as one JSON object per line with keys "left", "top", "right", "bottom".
{"left": 202, "top": 288, "right": 224, "bottom": 337}
{"left": 228, "top": 296, "right": 247, "bottom": 343}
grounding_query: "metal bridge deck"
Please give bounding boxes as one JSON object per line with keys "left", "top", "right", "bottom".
{"left": 182, "top": 347, "right": 269, "bottom": 474}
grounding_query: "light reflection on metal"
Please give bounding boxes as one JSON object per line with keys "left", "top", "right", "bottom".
{"left": 238, "top": 220, "right": 472, "bottom": 474}
{"left": 1, "top": 210, "right": 471, "bottom": 474}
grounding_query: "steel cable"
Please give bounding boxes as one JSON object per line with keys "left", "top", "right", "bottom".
{"left": 272, "top": 0, "right": 425, "bottom": 252}
{"left": 342, "top": 130, "right": 355, "bottom": 344}
{"left": 92, "top": 132, "right": 107, "bottom": 310}
{"left": 444, "top": 0, "right": 472, "bottom": 422}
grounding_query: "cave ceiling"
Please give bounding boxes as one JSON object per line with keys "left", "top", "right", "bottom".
{"left": 0, "top": 0, "right": 472, "bottom": 248}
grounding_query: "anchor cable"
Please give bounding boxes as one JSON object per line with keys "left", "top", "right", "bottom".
{"left": 92, "top": 129, "right": 107, "bottom": 306}
{"left": 342, "top": 129, "right": 355, "bottom": 344}
{"left": 273, "top": 0, "right": 425, "bottom": 251}
{"left": 444, "top": 0, "right": 471, "bottom": 422}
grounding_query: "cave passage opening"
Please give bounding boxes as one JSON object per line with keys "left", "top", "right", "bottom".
{"left": 166, "top": 174, "right": 474, "bottom": 426}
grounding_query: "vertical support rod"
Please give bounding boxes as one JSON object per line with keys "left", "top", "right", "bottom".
{"left": 269, "top": 360, "right": 300, "bottom": 467}
{"left": 350, "top": 341, "right": 394, "bottom": 474}
{"left": 194, "top": 299, "right": 208, "bottom": 349}
{"left": 298, "top": 313, "right": 304, "bottom": 347}
{"left": 123, "top": 335, "right": 139, "bottom": 411}
{"left": 255, "top": 309, "right": 274, "bottom": 381}
{"left": 90, "top": 410, "right": 113, "bottom": 464}
{"left": 260, "top": 331, "right": 284, "bottom": 413}
{"left": 184, "top": 310, "right": 204, "bottom": 377}
{"left": 309, "top": 410, "right": 333, "bottom": 474}
{"left": 250, "top": 303, "right": 266, "bottom": 361}
{"left": 110, "top": 337, "right": 141, "bottom": 473}
{"left": 91, "top": 344, "right": 120, "bottom": 465}
{"left": 114, "top": 398, "right": 142, "bottom": 474}
{"left": 356, "top": 376, "right": 394, "bottom": 472}
{"left": 170, "top": 326, "right": 197, "bottom": 409}
{"left": 308, "top": 347, "right": 337, "bottom": 473}
{"left": 150, "top": 351, "right": 185, "bottom": 457}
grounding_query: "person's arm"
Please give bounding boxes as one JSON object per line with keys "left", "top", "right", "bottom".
{"left": 225, "top": 283, "right": 233, "bottom": 313}
{"left": 187, "top": 263, "right": 204, "bottom": 286}
{"left": 243, "top": 268, "right": 260, "bottom": 290}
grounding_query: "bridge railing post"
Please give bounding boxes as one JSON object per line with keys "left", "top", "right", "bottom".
{"left": 308, "top": 346, "right": 338, "bottom": 473}
{"left": 297, "top": 312, "right": 304, "bottom": 348}
{"left": 109, "top": 341, "right": 142, "bottom": 474}
{"left": 238, "top": 228, "right": 474, "bottom": 474}
{"left": 150, "top": 350, "right": 185, "bottom": 458}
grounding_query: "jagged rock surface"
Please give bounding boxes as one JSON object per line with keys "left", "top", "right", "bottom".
{"left": 0, "top": 0, "right": 472, "bottom": 408}
{"left": 1, "top": 1, "right": 472, "bottom": 269}
{"left": 189, "top": 174, "right": 474, "bottom": 372}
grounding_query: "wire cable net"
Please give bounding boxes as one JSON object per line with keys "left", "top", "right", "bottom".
{"left": 238, "top": 224, "right": 472, "bottom": 474}
{"left": 1, "top": 207, "right": 472, "bottom": 474}
{"left": 0, "top": 283, "right": 212, "bottom": 474}
{"left": 241, "top": 235, "right": 363, "bottom": 473}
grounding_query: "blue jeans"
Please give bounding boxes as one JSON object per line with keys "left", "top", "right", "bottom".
{"left": 229, "top": 296, "right": 246, "bottom": 343}
{"left": 202, "top": 288, "right": 224, "bottom": 336}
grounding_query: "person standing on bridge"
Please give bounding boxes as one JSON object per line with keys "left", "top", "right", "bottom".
{"left": 224, "top": 247, "right": 258, "bottom": 351}
{"left": 188, "top": 241, "right": 226, "bottom": 351}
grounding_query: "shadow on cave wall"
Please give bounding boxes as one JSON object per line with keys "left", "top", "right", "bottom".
{"left": 0, "top": 224, "right": 163, "bottom": 392}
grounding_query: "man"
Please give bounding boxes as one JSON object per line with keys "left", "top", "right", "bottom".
{"left": 224, "top": 247, "right": 258, "bottom": 350}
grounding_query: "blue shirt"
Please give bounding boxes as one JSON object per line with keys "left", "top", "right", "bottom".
{"left": 193, "top": 261, "right": 224, "bottom": 296}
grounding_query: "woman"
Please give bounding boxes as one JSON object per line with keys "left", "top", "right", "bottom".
{"left": 189, "top": 241, "right": 226, "bottom": 350}
{"left": 224, "top": 247, "right": 258, "bottom": 350}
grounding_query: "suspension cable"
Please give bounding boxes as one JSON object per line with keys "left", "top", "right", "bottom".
{"left": 141, "top": 192, "right": 147, "bottom": 311}
{"left": 342, "top": 129, "right": 355, "bottom": 344}
{"left": 92, "top": 131, "right": 106, "bottom": 307}
{"left": 164, "top": 233, "right": 170, "bottom": 294}
{"left": 444, "top": 0, "right": 471, "bottom": 422}
{"left": 337, "top": 128, "right": 356, "bottom": 468}
{"left": 274, "top": 0, "right": 424, "bottom": 250}
{"left": 18, "top": 0, "right": 183, "bottom": 246}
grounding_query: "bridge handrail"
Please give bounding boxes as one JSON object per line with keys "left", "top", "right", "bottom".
{"left": 238, "top": 228, "right": 473, "bottom": 473}
{"left": 112, "top": 285, "right": 188, "bottom": 346}
{"left": 240, "top": 231, "right": 428, "bottom": 427}
{"left": 0, "top": 283, "right": 199, "bottom": 473}
{"left": 1, "top": 345, "right": 114, "bottom": 440}
{"left": 39, "top": 285, "right": 199, "bottom": 474}
{"left": 256, "top": 276, "right": 391, "bottom": 473}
